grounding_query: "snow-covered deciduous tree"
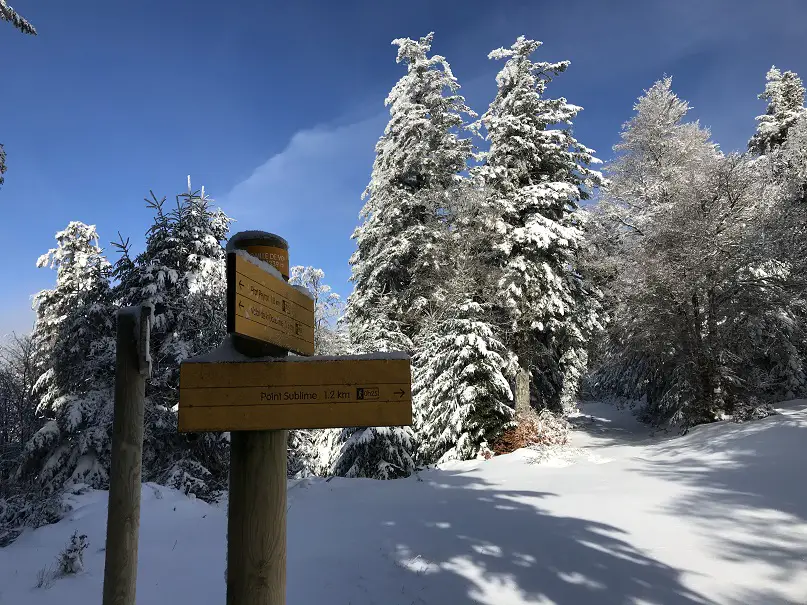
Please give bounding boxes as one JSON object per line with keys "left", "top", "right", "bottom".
{"left": 346, "top": 31, "right": 475, "bottom": 353}
{"left": 748, "top": 66, "right": 807, "bottom": 156}
{"left": 592, "top": 78, "right": 805, "bottom": 428}
{"left": 290, "top": 266, "right": 348, "bottom": 355}
{"left": 18, "top": 222, "right": 116, "bottom": 493}
{"left": 0, "top": 334, "right": 41, "bottom": 479}
{"left": 474, "top": 36, "right": 604, "bottom": 412}
{"left": 287, "top": 266, "right": 349, "bottom": 477}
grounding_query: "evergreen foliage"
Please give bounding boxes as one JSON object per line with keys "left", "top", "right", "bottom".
{"left": 474, "top": 36, "right": 604, "bottom": 412}
{"left": 748, "top": 66, "right": 807, "bottom": 155}
{"left": 339, "top": 32, "right": 475, "bottom": 478}
{"left": 0, "top": 0, "right": 36, "bottom": 35}
{"left": 19, "top": 222, "right": 116, "bottom": 492}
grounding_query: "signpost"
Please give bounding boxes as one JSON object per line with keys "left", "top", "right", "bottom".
{"left": 179, "top": 230, "right": 412, "bottom": 605}
{"left": 228, "top": 252, "right": 315, "bottom": 356}
{"left": 179, "top": 354, "right": 411, "bottom": 432}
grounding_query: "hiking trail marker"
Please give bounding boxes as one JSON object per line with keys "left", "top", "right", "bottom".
{"left": 228, "top": 251, "right": 315, "bottom": 356}
{"left": 178, "top": 230, "right": 412, "bottom": 605}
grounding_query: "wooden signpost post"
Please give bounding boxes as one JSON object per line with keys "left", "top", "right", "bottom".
{"left": 179, "top": 231, "right": 412, "bottom": 605}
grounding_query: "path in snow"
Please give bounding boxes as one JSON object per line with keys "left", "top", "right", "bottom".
{"left": 1, "top": 401, "right": 806, "bottom": 605}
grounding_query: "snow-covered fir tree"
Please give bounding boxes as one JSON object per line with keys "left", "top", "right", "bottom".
{"left": 414, "top": 300, "right": 514, "bottom": 464}
{"left": 474, "top": 36, "right": 604, "bottom": 412}
{"left": 748, "top": 66, "right": 807, "bottom": 156}
{"left": 114, "top": 178, "right": 232, "bottom": 498}
{"left": 337, "top": 33, "right": 474, "bottom": 479}
{"left": 18, "top": 222, "right": 116, "bottom": 492}
{"left": 409, "top": 182, "right": 516, "bottom": 463}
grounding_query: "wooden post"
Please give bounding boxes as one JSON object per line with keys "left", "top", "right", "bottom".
{"left": 226, "top": 232, "right": 290, "bottom": 605}
{"left": 102, "top": 303, "right": 153, "bottom": 605}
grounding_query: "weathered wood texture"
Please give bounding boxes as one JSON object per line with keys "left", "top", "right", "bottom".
{"left": 230, "top": 253, "right": 315, "bottom": 356}
{"left": 227, "top": 429, "right": 288, "bottom": 605}
{"left": 102, "top": 306, "right": 150, "bottom": 605}
{"left": 178, "top": 357, "right": 412, "bottom": 431}
{"left": 226, "top": 231, "right": 291, "bottom": 605}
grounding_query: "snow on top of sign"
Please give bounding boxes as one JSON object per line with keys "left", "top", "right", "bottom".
{"left": 234, "top": 248, "right": 284, "bottom": 280}
{"left": 184, "top": 334, "right": 409, "bottom": 364}
{"left": 292, "top": 284, "right": 314, "bottom": 301}
{"left": 226, "top": 230, "right": 289, "bottom": 250}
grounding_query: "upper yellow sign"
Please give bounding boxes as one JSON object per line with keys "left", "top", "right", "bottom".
{"left": 231, "top": 253, "right": 315, "bottom": 356}
{"left": 244, "top": 245, "right": 290, "bottom": 280}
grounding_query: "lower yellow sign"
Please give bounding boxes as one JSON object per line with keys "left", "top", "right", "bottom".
{"left": 179, "top": 355, "right": 412, "bottom": 432}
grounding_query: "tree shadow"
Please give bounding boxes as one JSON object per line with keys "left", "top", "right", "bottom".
{"left": 568, "top": 401, "right": 670, "bottom": 449}
{"left": 288, "top": 468, "right": 709, "bottom": 604}
{"left": 636, "top": 410, "right": 807, "bottom": 603}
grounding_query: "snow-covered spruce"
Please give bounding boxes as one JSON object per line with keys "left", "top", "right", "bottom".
{"left": 114, "top": 178, "right": 232, "bottom": 500}
{"left": 473, "top": 36, "right": 604, "bottom": 413}
{"left": 748, "top": 66, "right": 807, "bottom": 156}
{"left": 346, "top": 31, "right": 475, "bottom": 353}
{"left": 339, "top": 33, "right": 474, "bottom": 479}
{"left": 414, "top": 301, "right": 514, "bottom": 464}
{"left": 18, "top": 222, "right": 116, "bottom": 494}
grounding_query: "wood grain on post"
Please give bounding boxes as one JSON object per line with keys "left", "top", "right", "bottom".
{"left": 227, "top": 429, "right": 287, "bottom": 605}
{"left": 102, "top": 305, "right": 151, "bottom": 605}
{"left": 226, "top": 231, "right": 292, "bottom": 605}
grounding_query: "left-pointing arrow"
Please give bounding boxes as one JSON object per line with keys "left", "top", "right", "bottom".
{"left": 238, "top": 301, "right": 245, "bottom": 311}
{"left": 238, "top": 279, "right": 244, "bottom": 289}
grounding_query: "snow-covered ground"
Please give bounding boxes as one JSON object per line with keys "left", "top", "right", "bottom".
{"left": 2, "top": 401, "right": 806, "bottom": 605}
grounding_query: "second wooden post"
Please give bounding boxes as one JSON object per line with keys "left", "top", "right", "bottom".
{"left": 225, "top": 232, "right": 292, "bottom": 605}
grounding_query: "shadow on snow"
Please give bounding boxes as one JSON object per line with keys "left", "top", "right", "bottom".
{"left": 288, "top": 468, "right": 709, "bottom": 605}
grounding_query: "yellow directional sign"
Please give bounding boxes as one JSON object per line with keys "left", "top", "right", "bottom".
{"left": 178, "top": 355, "right": 412, "bottom": 432}
{"left": 229, "top": 253, "right": 315, "bottom": 356}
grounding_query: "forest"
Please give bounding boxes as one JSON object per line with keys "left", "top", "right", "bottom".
{"left": 2, "top": 30, "right": 806, "bottom": 546}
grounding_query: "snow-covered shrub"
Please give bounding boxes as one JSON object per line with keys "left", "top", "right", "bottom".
{"left": 57, "top": 532, "right": 88, "bottom": 575}
{"left": 34, "top": 565, "right": 57, "bottom": 589}
{"left": 732, "top": 397, "right": 779, "bottom": 423}
{"left": 0, "top": 487, "right": 67, "bottom": 547}
{"left": 492, "top": 408, "right": 571, "bottom": 455}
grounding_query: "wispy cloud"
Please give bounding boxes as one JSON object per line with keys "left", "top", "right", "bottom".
{"left": 220, "top": 112, "right": 388, "bottom": 293}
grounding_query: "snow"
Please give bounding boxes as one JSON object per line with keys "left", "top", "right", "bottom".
{"left": 233, "top": 248, "right": 285, "bottom": 282}
{"left": 2, "top": 401, "right": 806, "bottom": 605}
{"left": 185, "top": 334, "right": 409, "bottom": 364}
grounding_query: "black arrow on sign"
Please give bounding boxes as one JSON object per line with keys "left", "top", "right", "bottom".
{"left": 238, "top": 301, "right": 245, "bottom": 311}
{"left": 238, "top": 279, "right": 244, "bottom": 289}
{"left": 394, "top": 389, "right": 405, "bottom": 398}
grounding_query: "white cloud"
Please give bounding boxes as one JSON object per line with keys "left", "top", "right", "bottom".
{"left": 220, "top": 111, "right": 389, "bottom": 296}
{"left": 221, "top": 113, "right": 387, "bottom": 231}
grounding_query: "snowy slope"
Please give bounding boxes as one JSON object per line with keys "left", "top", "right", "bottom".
{"left": 1, "top": 401, "right": 806, "bottom": 605}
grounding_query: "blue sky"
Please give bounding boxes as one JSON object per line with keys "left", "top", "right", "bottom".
{"left": 1, "top": 0, "right": 806, "bottom": 337}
